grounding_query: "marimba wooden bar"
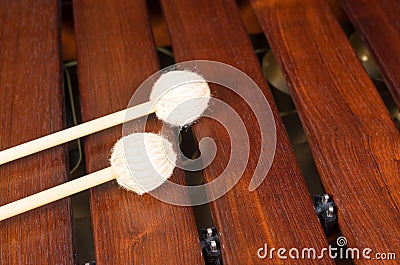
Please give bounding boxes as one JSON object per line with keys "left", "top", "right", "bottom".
{"left": 0, "top": 1, "right": 74, "bottom": 264}
{"left": 73, "top": 0, "right": 202, "bottom": 264}
{"left": 160, "top": 0, "right": 332, "bottom": 264}
{"left": 341, "top": 0, "right": 400, "bottom": 107}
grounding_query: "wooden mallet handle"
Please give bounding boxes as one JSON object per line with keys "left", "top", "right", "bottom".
{"left": 0, "top": 101, "right": 155, "bottom": 165}
{"left": 0, "top": 167, "right": 115, "bottom": 221}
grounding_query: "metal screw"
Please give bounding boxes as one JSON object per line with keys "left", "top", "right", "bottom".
{"left": 322, "top": 194, "right": 330, "bottom": 203}
{"left": 210, "top": 241, "right": 218, "bottom": 252}
{"left": 327, "top": 206, "right": 334, "bottom": 217}
{"left": 206, "top": 228, "right": 213, "bottom": 238}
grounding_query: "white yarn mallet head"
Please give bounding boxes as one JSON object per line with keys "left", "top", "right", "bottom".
{"left": 111, "top": 132, "right": 176, "bottom": 195}
{"left": 0, "top": 132, "right": 178, "bottom": 221}
{"left": 150, "top": 70, "right": 211, "bottom": 126}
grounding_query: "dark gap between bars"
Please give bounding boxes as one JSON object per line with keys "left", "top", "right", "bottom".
{"left": 62, "top": 1, "right": 96, "bottom": 264}
{"left": 148, "top": 0, "right": 217, "bottom": 262}
{"left": 241, "top": 1, "right": 359, "bottom": 264}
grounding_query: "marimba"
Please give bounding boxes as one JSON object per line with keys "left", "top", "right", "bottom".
{"left": 0, "top": 0, "right": 399, "bottom": 264}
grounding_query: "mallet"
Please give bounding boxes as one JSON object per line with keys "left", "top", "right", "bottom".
{"left": 0, "top": 132, "right": 178, "bottom": 221}
{"left": 0, "top": 70, "right": 210, "bottom": 165}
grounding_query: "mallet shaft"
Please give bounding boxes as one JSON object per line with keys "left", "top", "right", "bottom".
{"left": 0, "top": 101, "right": 155, "bottom": 165}
{"left": 0, "top": 167, "right": 115, "bottom": 221}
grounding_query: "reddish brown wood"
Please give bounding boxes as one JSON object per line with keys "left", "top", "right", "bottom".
{"left": 0, "top": 0, "right": 74, "bottom": 264}
{"left": 160, "top": 0, "right": 333, "bottom": 264}
{"left": 251, "top": 0, "right": 400, "bottom": 262}
{"left": 73, "top": 0, "right": 203, "bottom": 264}
{"left": 341, "top": 0, "right": 400, "bottom": 107}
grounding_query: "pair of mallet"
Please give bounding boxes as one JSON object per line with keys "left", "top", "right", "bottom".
{"left": 0, "top": 70, "right": 211, "bottom": 221}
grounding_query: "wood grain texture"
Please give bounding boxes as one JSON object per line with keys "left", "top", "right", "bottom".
{"left": 341, "top": 0, "right": 400, "bottom": 107}
{"left": 160, "top": 0, "right": 333, "bottom": 264}
{"left": 251, "top": 0, "right": 400, "bottom": 262}
{"left": 0, "top": 0, "right": 74, "bottom": 264}
{"left": 73, "top": 0, "right": 203, "bottom": 264}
